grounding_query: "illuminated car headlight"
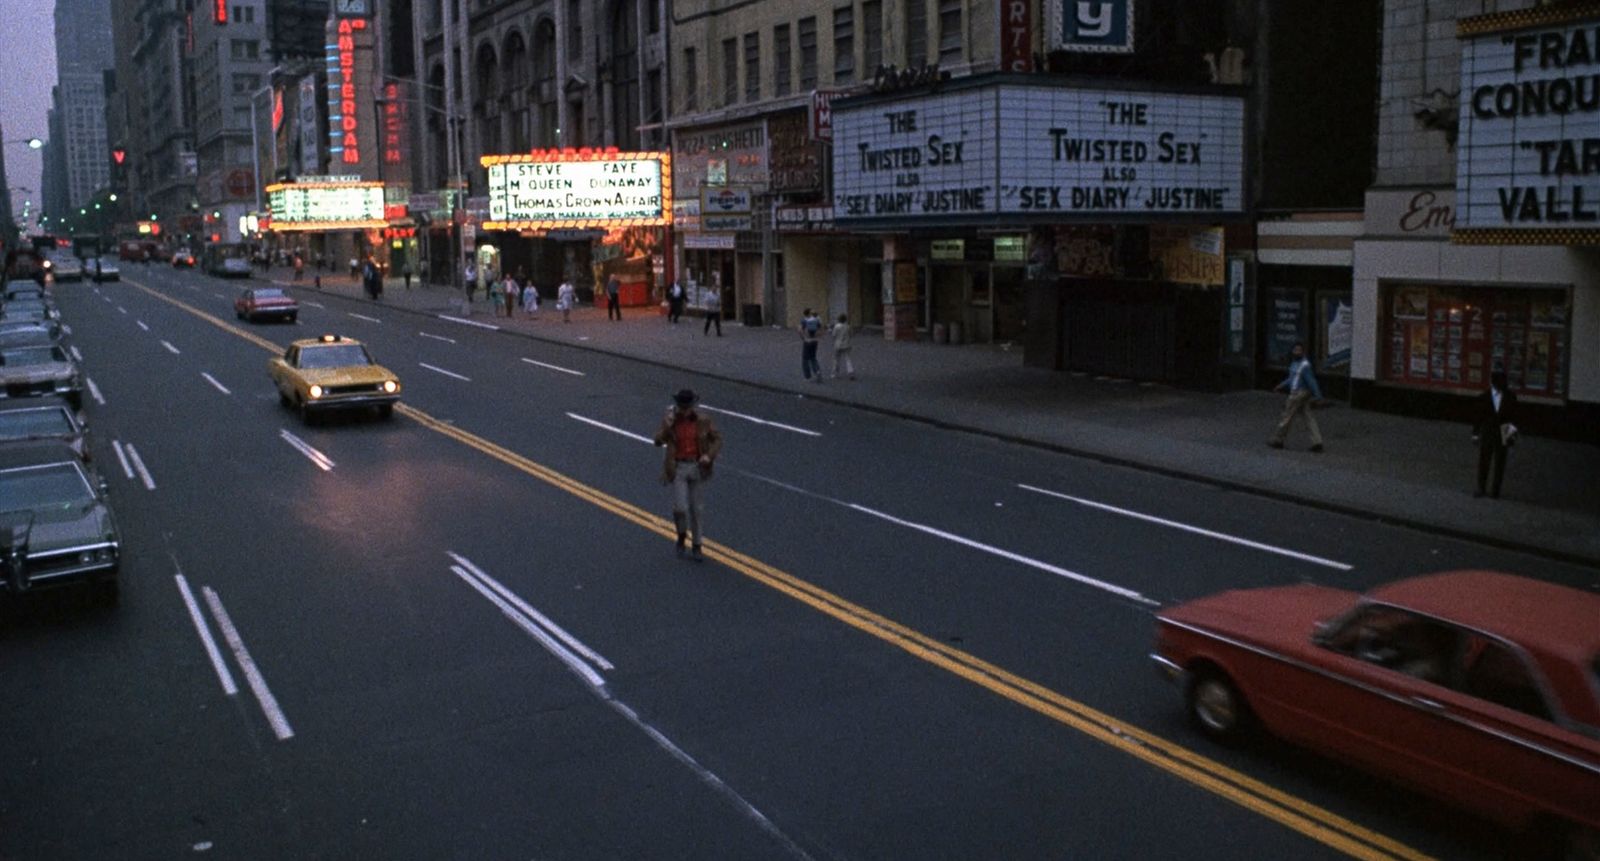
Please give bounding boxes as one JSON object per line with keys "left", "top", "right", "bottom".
{"left": 308, "top": 385, "right": 324, "bottom": 399}
{"left": 382, "top": 380, "right": 397, "bottom": 393}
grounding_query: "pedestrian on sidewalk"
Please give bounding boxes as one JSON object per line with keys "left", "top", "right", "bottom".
{"left": 605, "top": 275, "right": 622, "bottom": 320}
{"left": 349, "top": 257, "right": 360, "bottom": 281}
{"left": 488, "top": 273, "right": 505, "bottom": 316}
{"left": 314, "top": 251, "right": 325, "bottom": 272}
{"left": 1473, "top": 369, "right": 1519, "bottom": 499}
{"left": 703, "top": 285, "right": 723, "bottom": 336}
{"left": 503, "top": 273, "right": 520, "bottom": 317}
{"left": 464, "top": 261, "right": 478, "bottom": 300}
{"left": 402, "top": 262, "right": 413, "bottom": 290}
{"left": 361, "top": 257, "right": 383, "bottom": 300}
{"left": 1268, "top": 342, "right": 1324, "bottom": 452}
{"left": 293, "top": 254, "right": 304, "bottom": 281}
{"left": 652, "top": 388, "right": 722, "bottom": 561}
{"left": 799, "top": 308, "right": 824, "bottom": 382}
{"left": 557, "top": 278, "right": 576, "bottom": 322}
{"left": 830, "top": 313, "right": 856, "bottom": 379}
{"left": 667, "top": 279, "right": 686, "bottom": 323}
{"left": 522, "top": 276, "right": 541, "bottom": 318}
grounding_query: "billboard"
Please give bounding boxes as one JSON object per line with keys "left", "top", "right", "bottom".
{"left": 1047, "top": 0, "right": 1134, "bottom": 54}
{"left": 482, "top": 150, "right": 671, "bottom": 230}
{"left": 266, "top": 180, "right": 385, "bottom": 231}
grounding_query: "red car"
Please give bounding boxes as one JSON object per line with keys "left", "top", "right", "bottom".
{"left": 1153, "top": 571, "right": 1599, "bottom": 855}
{"left": 234, "top": 287, "right": 299, "bottom": 323}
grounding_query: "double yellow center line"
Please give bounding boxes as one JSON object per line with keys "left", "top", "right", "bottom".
{"left": 129, "top": 279, "right": 1433, "bottom": 861}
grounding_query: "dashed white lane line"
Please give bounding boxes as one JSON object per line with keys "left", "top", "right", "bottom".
{"left": 137, "top": 320, "right": 149, "bottom": 331}
{"left": 348, "top": 312, "right": 382, "bottom": 323}
{"left": 69, "top": 346, "right": 84, "bottom": 362}
{"left": 444, "top": 552, "right": 807, "bottom": 858}
{"left": 419, "top": 362, "right": 471, "bottom": 382}
{"left": 437, "top": 314, "right": 499, "bottom": 331}
{"left": 201, "top": 372, "right": 232, "bottom": 395}
{"left": 699, "top": 405, "right": 820, "bottom": 437}
{"left": 202, "top": 586, "right": 294, "bottom": 741}
{"left": 1015, "top": 483, "right": 1353, "bottom": 571}
{"left": 212, "top": 292, "right": 225, "bottom": 299}
{"left": 521, "top": 357, "right": 584, "bottom": 377}
{"left": 419, "top": 331, "right": 457, "bottom": 344}
{"left": 86, "top": 377, "right": 105, "bottom": 406}
{"left": 279, "top": 429, "right": 335, "bottom": 471}
{"left": 566, "top": 412, "right": 653, "bottom": 444}
{"left": 117, "top": 306, "right": 128, "bottom": 314}
{"left": 124, "top": 443, "right": 157, "bottom": 490}
{"left": 174, "top": 573, "right": 238, "bottom": 696}
{"left": 111, "top": 440, "right": 133, "bottom": 479}
{"left": 304, "top": 301, "right": 325, "bottom": 309}
{"left": 738, "top": 471, "right": 1156, "bottom": 607}
{"left": 62, "top": 324, "right": 72, "bottom": 335}
{"left": 161, "top": 340, "right": 181, "bottom": 355}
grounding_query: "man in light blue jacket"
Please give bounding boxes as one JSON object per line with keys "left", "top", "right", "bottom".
{"left": 1269, "top": 342, "right": 1325, "bottom": 452}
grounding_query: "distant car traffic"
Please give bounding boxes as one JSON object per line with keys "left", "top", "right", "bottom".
{"left": 0, "top": 440, "right": 120, "bottom": 605}
{"left": 268, "top": 334, "right": 400, "bottom": 423}
{"left": 3, "top": 247, "right": 50, "bottom": 286}
{"left": 217, "top": 257, "right": 252, "bottom": 278}
{"left": 1152, "top": 570, "right": 1600, "bottom": 857}
{"left": 91, "top": 257, "right": 120, "bottom": 283}
{"left": 171, "top": 249, "right": 195, "bottom": 268}
{"left": 0, "top": 397, "right": 89, "bottom": 461}
{"left": 234, "top": 287, "right": 299, "bottom": 323}
{"left": 46, "top": 254, "right": 83, "bottom": 282}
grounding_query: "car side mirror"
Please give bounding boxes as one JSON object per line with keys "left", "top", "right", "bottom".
{"left": 1311, "top": 619, "right": 1334, "bottom": 646}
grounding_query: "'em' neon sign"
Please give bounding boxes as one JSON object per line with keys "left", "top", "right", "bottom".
{"left": 337, "top": 17, "right": 368, "bottom": 165}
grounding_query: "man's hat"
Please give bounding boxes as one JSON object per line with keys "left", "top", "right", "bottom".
{"left": 674, "top": 388, "right": 697, "bottom": 406}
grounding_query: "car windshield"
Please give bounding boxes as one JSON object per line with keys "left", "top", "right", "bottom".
{"left": 0, "top": 347, "right": 67, "bottom": 367}
{"left": 0, "top": 462, "right": 93, "bottom": 510}
{"left": 0, "top": 409, "right": 73, "bottom": 439}
{"left": 297, "top": 344, "right": 372, "bottom": 369}
{"left": 253, "top": 288, "right": 288, "bottom": 300}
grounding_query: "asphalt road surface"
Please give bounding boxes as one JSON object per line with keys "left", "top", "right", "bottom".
{"left": 3, "top": 265, "right": 1594, "bottom": 860}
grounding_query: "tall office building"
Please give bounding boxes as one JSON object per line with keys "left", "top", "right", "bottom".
{"left": 53, "top": 0, "right": 116, "bottom": 210}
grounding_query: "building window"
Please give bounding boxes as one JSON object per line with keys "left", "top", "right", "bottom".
{"left": 534, "top": 20, "right": 557, "bottom": 147}
{"left": 862, "top": 1, "right": 882, "bottom": 73}
{"left": 833, "top": 5, "right": 854, "bottom": 84}
{"left": 231, "top": 74, "right": 259, "bottom": 95}
{"left": 906, "top": 0, "right": 927, "bottom": 65}
{"left": 774, "top": 24, "right": 792, "bottom": 97}
{"left": 938, "top": 0, "right": 961, "bottom": 64}
{"left": 230, "top": 39, "right": 258, "bottom": 60}
{"left": 646, "top": 68, "right": 662, "bottom": 138}
{"left": 611, "top": 1, "right": 640, "bottom": 149}
{"left": 647, "top": 0, "right": 660, "bottom": 34}
{"left": 684, "top": 46, "right": 698, "bottom": 112}
{"left": 798, "top": 17, "right": 818, "bottom": 90}
{"left": 744, "top": 32, "right": 760, "bottom": 102}
{"left": 721, "top": 37, "right": 738, "bottom": 107}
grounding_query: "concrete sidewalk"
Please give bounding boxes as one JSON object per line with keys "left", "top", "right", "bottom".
{"left": 272, "top": 271, "right": 1600, "bottom": 567}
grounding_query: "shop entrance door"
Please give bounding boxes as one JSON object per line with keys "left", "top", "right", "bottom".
{"left": 1063, "top": 280, "right": 1173, "bottom": 380}
{"left": 827, "top": 258, "right": 849, "bottom": 323}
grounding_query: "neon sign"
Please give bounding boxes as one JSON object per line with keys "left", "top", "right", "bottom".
{"left": 215, "top": 0, "right": 226, "bottom": 24}
{"left": 331, "top": 17, "right": 368, "bottom": 166}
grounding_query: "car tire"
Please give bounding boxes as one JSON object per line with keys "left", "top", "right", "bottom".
{"left": 1186, "top": 667, "right": 1254, "bottom": 744}
{"left": 298, "top": 398, "right": 317, "bottom": 425}
{"left": 378, "top": 404, "right": 394, "bottom": 419}
{"left": 288, "top": 314, "right": 297, "bottom": 324}
{"left": 92, "top": 579, "right": 119, "bottom": 607}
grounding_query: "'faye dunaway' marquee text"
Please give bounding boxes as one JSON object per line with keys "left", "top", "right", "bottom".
{"left": 1469, "top": 25, "right": 1600, "bottom": 224}
{"left": 490, "top": 161, "right": 662, "bottom": 221}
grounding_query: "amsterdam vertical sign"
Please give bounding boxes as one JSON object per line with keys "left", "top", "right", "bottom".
{"left": 325, "top": 15, "right": 376, "bottom": 177}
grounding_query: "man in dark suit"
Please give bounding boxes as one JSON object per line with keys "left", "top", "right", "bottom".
{"left": 1475, "top": 370, "right": 1518, "bottom": 499}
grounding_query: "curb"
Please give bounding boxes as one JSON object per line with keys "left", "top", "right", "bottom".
{"left": 269, "top": 277, "right": 1600, "bottom": 570}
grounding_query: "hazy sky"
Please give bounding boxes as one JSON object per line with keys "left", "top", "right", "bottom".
{"left": 0, "top": 0, "right": 60, "bottom": 225}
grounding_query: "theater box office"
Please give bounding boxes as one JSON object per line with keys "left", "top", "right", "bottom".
{"left": 831, "top": 74, "right": 1248, "bottom": 382}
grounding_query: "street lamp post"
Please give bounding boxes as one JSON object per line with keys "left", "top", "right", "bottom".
{"left": 381, "top": 74, "right": 466, "bottom": 301}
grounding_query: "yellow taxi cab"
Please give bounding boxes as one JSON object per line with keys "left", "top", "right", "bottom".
{"left": 268, "top": 334, "right": 400, "bottom": 423}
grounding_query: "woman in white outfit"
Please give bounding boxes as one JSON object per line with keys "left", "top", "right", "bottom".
{"left": 557, "top": 280, "right": 576, "bottom": 322}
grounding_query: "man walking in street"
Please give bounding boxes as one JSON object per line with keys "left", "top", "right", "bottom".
{"left": 1268, "top": 342, "right": 1324, "bottom": 452}
{"left": 666, "top": 278, "right": 686, "bottom": 324}
{"left": 653, "top": 389, "right": 722, "bottom": 560}
{"left": 703, "top": 285, "right": 723, "bottom": 336}
{"left": 1474, "top": 369, "right": 1518, "bottom": 498}
{"left": 605, "top": 275, "right": 622, "bottom": 320}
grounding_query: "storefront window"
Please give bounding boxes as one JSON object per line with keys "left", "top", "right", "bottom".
{"left": 1382, "top": 284, "right": 1570, "bottom": 400}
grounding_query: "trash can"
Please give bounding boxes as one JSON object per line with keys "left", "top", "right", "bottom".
{"left": 948, "top": 322, "right": 963, "bottom": 345}
{"left": 741, "top": 303, "right": 763, "bottom": 327}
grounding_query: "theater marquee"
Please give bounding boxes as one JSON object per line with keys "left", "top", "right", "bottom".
{"left": 482, "top": 150, "right": 672, "bottom": 230}
{"left": 266, "top": 180, "right": 385, "bottom": 231}
{"left": 832, "top": 80, "right": 1244, "bottom": 228}
{"left": 1456, "top": 8, "right": 1600, "bottom": 244}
